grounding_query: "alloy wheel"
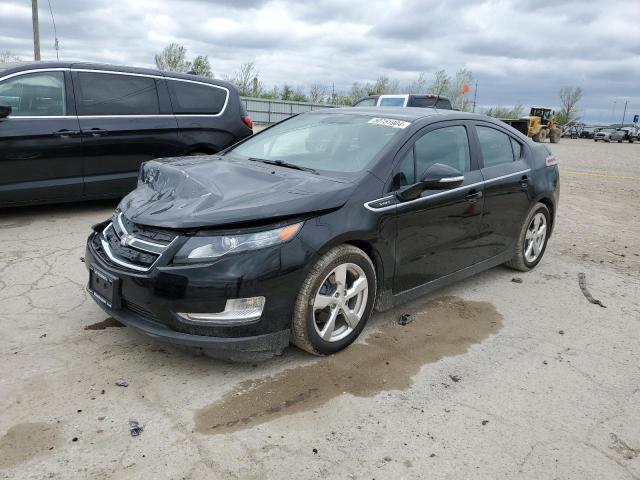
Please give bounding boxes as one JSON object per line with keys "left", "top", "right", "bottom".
{"left": 312, "top": 262, "right": 369, "bottom": 342}
{"left": 524, "top": 212, "right": 547, "bottom": 263}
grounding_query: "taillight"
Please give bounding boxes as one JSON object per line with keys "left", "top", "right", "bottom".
{"left": 545, "top": 155, "right": 557, "bottom": 166}
{"left": 243, "top": 115, "right": 253, "bottom": 130}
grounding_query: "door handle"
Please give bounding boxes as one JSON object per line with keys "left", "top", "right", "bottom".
{"left": 85, "top": 128, "right": 108, "bottom": 137}
{"left": 465, "top": 190, "right": 483, "bottom": 201}
{"left": 520, "top": 175, "right": 529, "bottom": 188}
{"left": 53, "top": 129, "right": 80, "bottom": 138}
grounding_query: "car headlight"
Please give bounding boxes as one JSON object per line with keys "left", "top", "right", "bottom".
{"left": 173, "top": 222, "right": 303, "bottom": 264}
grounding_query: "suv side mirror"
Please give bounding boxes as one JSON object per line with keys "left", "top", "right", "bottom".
{"left": 396, "top": 163, "right": 464, "bottom": 202}
{"left": 0, "top": 105, "right": 11, "bottom": 119}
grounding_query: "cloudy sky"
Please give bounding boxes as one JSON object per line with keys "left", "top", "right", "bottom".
{"left": 1, "top": 0, "right": 639, "bottom": 123}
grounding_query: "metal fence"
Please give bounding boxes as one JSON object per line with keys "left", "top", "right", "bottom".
{"left": 241, "top": 97, "right": 337, "bottom": 124}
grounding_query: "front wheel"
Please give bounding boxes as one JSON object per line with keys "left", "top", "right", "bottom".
{"left": 291, "top": 245, "right": 376, "bottom": 355}
{"left": 505, "top": 203, "right": 551, "bottom": 272}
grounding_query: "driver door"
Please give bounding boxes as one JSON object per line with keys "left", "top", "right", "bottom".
{"left": 392, "top": 122, "right": 485, "bottom": 293}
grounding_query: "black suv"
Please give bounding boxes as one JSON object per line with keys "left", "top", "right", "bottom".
{"left": 0, "top": 62, "right": 253, "bottom": 207}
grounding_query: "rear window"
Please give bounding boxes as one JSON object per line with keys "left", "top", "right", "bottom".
{"left": 379, "top": 97, "right": 406, "bottom": 107}
{"left": 76, "top": 72, "right": 159, "bottom": 116}
{"left": 409, "top": 96, "right": 452, "bottom": 109}
{"left": 167, "top": 80, "right": 227, "bottom": 115}
{"left": 354, "top": 97, "right": 377, "bottom": 107}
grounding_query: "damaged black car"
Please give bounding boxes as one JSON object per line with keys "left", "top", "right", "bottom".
{"left": 85, "top": 107, "right": 559, "bottom": 356}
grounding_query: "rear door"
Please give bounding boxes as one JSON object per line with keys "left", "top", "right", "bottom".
{"left": 72, "top": 70, "right": 180, "bottom": 198}
{"left": 0, "top": 69, "right": 82, "bottom": 205}
{"left": 392, "top": 122, "right": 485, "bottom": 293}
{"left": 472, "top": 123, "right": 532, "bottom": 259}
{"left": 165, "top": 77, "right": 236, "bottom": 152}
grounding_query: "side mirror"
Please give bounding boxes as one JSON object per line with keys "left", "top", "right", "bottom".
{"left": 0, "top": 105, "right": 11, "bottom": 119}
{"left": 396, "top": 163, "right": 464, "bottom": 202}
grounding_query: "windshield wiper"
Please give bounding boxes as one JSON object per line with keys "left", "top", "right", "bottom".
{"left": 249, "top": 157, "right": 317, "bottom": 174}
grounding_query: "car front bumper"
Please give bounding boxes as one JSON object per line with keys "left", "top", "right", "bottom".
{"left": 84, "top": 225, "right": 316, "bottom": 354}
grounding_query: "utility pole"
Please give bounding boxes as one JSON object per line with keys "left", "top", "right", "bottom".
{"left": 621, "top": 100, "right": 628, "bottom": 126}
{"left": 472, "top": 80, "right": 478, "bottom": 113}
{"left": 32, "top": 0, "right": 41, "bottom": 61}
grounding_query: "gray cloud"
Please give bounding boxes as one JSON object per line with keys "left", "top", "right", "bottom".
{"left": 1, "top": 0, "right": 638, "bottom": 123}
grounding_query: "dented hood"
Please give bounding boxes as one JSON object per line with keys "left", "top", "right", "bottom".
{"left": 119, "top": 156, "right": 354, "bottom": 229}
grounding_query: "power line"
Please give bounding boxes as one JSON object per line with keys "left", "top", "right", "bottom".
{"left": 47, "top": 0, "right": 60, "bottom": 60}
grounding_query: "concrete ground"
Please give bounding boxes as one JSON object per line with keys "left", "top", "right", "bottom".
{"left": 0, "top": 139, "right": 639, "bottom": 479}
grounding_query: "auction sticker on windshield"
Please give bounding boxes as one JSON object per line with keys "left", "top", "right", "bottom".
{"left": 368, "top": 118, "right": 411, "bottom": 129}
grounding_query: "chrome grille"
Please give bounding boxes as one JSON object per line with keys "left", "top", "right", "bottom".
{"left": 99, "top": 213, "right": 177, "bottom": 272}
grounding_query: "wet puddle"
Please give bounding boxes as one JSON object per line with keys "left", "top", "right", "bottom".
{"left": 195, "top": 296, "right": 503, "bottom": 435}
{"left": 0, "top": 422, "right": 61, "bottom": 469}
{"left": 84, "top": 317, "right": 125, "bottom": 330}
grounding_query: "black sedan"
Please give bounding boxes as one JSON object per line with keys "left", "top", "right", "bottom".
{"left": 85, "top": 107, "right": 560, "bottom": 356}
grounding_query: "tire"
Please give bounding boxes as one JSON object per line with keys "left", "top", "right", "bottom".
{"left": 549, "top": 128, "right": 561, "bottom": 143}
{"left": 505, "top": 203, "right": 551, "bottom": 272}
{"left": 291, "top": 245, "right": 376, "bottom": 355}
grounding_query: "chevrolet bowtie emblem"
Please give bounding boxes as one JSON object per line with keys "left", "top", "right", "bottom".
{"left": 120, "top": 233, "right": 134, "bottom": 247}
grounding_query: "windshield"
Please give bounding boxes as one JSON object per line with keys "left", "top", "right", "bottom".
{"left": 379, "top": 97, "right": 405, "bottom": 107}
{"left": 226, "top": 112, "right": 408, "bottom": 174}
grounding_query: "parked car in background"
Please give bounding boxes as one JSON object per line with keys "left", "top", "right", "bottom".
{"left": 579, "top": 127, "right": 596, "bottom": 139}
{"left": 594, "top": 128, "right": 616, "bottom": 142}
{"left": 0, "top": 62, "right": 253, "bottom": 207}
{"left": 353, "top": 94, "right": 453, "bottom": 110}
{"left": 85, "top": 107, "right": 559, "bottom": 357}
{"left": 609, "top": 128, "right": 636, "bottom": 143}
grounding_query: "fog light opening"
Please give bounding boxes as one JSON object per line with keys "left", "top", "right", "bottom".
{"left": 177, "top": 297, "right": 265, "bottom": 326}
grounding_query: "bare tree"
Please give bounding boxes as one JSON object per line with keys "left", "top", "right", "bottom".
{"left": 427, "top": 70, "right": 450, "bottom": 97}
{"left": 0, "top": 51, "right": 21, "bottom": 64}
{"left": 370, "top": 75, "right": 399, "bottom": 95}
{"left": 232, "top": 62, "right": 259, "bottom": 97}
{"left": 191, "top": 55, "right": 213, "bottom": 78}
{"left": 308, "top": 83, "right": 328, "bottom": 103}
{"left": 408, "top": 72, "right": 428, "bottom": 93}
{"left": 155, "top": 43, "right": 192, "bottom": 73}
{"left": 558, "top": 86, "right": 583, "bottom": 124}
{"left": 450, "top": 68, "right": 474, "bottom": 111}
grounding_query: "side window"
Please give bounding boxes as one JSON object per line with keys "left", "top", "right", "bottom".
{"left": 167, "top": 80, "right": 227, "bottom": 114}
{"left": 510, "top": 138, "right": 522, "bottom": 159}
{"left": 76, "top": 72, "right": 159, "bottom": 116}
{"left": 0, "top": 72, "right": 66, "bottom": 116}
{"left": 476, "top": 126, "right": 515, "bottom": 167}
{"left": 414, "top": 125, "right": 471, "bottom": 177}
{"left": 393, "top": 149, "right": 416, "bottom": 188}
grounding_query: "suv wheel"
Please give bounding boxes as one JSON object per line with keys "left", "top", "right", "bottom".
{"left": 291, "top": 245, "right": 376, "bottom": 355}
{"left": 506, "top": 203, "right": 551, "bottom": 272}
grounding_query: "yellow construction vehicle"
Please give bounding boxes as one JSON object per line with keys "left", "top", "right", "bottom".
{"left": 502, "top": 107, "right": 562, "bottom": 143}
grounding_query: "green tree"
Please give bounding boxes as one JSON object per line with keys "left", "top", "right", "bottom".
{"left": 483, "top": 105, "right": 524, "bottom": 119}
{"left": 154, "top": 43, "right": 192, "bottom": 73}
{"left": 191, "top": 55, "right": 213, "bottom": 78}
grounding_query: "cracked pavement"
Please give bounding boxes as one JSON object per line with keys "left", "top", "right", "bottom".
{"left": 0, "top": 140, "right": 639, "bottom": 479}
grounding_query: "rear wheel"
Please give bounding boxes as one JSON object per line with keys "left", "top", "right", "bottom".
{"left": 291, "top": 245, "right": 376, "bottom": 355}
{"left": 505, "top": 203, "right": 551, "bottom": 272}
{"left": 549, "top": 128, "right": 560, "bottom": 143}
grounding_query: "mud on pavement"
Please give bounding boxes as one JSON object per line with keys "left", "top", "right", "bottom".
{"left": 195, "top": 295, "right": 503, "bottom": 434}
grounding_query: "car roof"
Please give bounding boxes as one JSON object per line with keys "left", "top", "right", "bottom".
{"left": 0, "top": 61, "right": 235, "bottom": 89}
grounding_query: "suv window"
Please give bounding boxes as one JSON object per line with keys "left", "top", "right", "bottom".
{"left": 408, "top": 96, "right": 453, "bottom": 110}
{"left": 0, "top": 71, "right": 66, "bottom": 116}
{"left": 76, "top": 72, "right": 159, "bottom": 116}
{"left": 379, "top": 97, "right": 406, "bottom": 107}
{"left": 354, "top": 97, "right": 377, "bottom": 107}
{"left": 394, "top": 125, "right": 470, "bottom": 189}
{"left": 167, "top": 80, "right": 227, "bottom": 114}
{"left": 476, "top": 126, "right": 515, "bottom": 167}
